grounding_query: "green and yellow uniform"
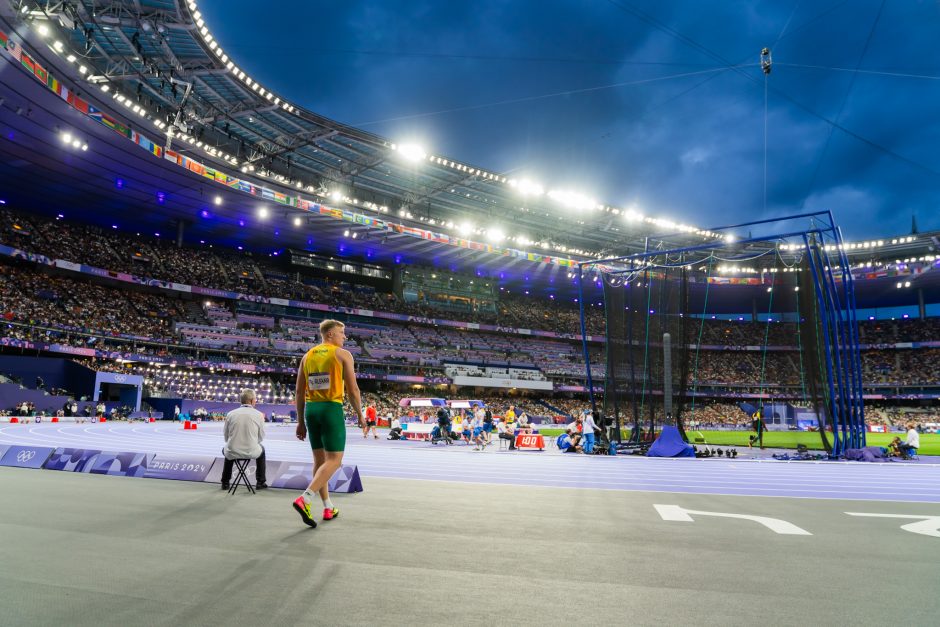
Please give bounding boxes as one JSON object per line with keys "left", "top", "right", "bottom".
{"left": 301, "top": 343, "right": 347, "bottom": 451}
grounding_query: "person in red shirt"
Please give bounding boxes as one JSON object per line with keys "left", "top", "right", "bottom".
{"left": 363, "top": 404, "right": 378, "bottom": 439}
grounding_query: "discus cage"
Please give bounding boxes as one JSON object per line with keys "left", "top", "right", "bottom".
{"left": 576, "top": 211, "right": 865, "bottom": 458}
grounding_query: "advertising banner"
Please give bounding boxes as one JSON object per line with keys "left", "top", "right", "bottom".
{"left": 143, "top": 454, "right": 218, "bottom": 481}
{"left": 44, "top": 448, "right": 103, "bottom": 472}
{"left": 233, "top": 461, "right": 364, "bottom": 492}
{"left": 269, "top": 461, "right": 314, "bottom": 490}
{"left": 0, "top": 445, "right": 55, "bottom": 469}
{"left": 86, "top": 451, "right": 151, "bottom": 477}
{"left": 44, "top": 448, "right": 152, "bottom": 477}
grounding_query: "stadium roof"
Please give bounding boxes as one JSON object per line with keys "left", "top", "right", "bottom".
{"left": 0, "top": 1, "right": 726, "bottom": 258}
{"left": 0, "top": 0, "right": 937, "bottom": 294}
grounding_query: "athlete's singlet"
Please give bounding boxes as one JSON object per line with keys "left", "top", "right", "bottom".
{"left": 302, "top": 343, "right": 344, "bottom": 404}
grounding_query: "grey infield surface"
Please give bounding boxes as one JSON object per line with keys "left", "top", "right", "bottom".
{"left": 1, "top": 467, "right": 939, "bottom": 626}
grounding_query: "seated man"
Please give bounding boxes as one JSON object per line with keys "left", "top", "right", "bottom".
{"left": 899, "top": 423, "right": 920, "bottom": 459}
{"left": 221, "top": 388, "right": 268, "bottom": 490}
{"left": 388, "top": 416, "right": 404, "bottom": 440}
{"left": 557, "top": 429, "right": 583, "bottom": 454}
{"left": 496, "top": 419, "right": 516, "bottom": 450}
{"left": 460, "top": 415, "right": 473, "bottom": 444}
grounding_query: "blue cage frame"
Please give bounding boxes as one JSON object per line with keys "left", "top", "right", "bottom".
{"left": 576, "top": 210, "right": 866, "bottom": 457}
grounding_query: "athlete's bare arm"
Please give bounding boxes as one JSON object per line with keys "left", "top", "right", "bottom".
{"left": 295, "top": 356, "right": 307, "bottom": 441}
{"left": 337, "top": 348, "right": 365, "bottom": 427}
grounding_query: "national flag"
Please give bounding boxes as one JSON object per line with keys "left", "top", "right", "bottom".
{"left": 32, "top": 60, "right": 48, "bottom": 84}
{"left": 187, "top": 160, "right": 206, "bottom": 176}
{"left": 98, "top": 113, "right": 130, "bottom": 137}
{"left": 236, "top": 181, "right": 256, "bottom": 194}
{"left": 5, "top": 38, "right": 22, "bottom": 62}
{"left": 67, "top": 92, "right": 90, "bottom": 114}
{"left": 20, "top": 51, "right": 35, "bottom": 73}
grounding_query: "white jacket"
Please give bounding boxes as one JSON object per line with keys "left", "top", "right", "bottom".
{"left": 223, "top": 405, "right": 265, "bottom": 459}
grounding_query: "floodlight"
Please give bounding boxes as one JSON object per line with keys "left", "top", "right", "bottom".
{"left": 513, "top": 179, "right": 544, "bottom": 196}
{"left": 547, "top": 189, "right": 595, "bottom": 211}
{"left": 397, "top": 143, "right": 427, "bottom": 162}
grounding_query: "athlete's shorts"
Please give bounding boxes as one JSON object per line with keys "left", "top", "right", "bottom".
{"left": 366, "top": 420, "right": 376, "bottom": 427}
{"left": 483, "top": 423, "right": 493, "bottom": 433}
{"left": 304, "top": 401, "right": 346, "bottom": 452}
{"left": 473, "top": 427, "right": 483, "bottom": 438}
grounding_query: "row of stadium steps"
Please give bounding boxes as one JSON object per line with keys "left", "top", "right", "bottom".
{"left": 182, "top": 300, "right": 212, "bottom": 326}
{"left": 532, "top": 398, "right": 572, "bottom": 419}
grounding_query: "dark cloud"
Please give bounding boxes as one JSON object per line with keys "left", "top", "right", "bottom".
{"left": 201, "top": 0, "right": 940, "bottom": 238}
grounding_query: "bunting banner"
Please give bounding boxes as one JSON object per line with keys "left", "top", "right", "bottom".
{"left": 0, "top": 25, "right": 638, "bottom": 270}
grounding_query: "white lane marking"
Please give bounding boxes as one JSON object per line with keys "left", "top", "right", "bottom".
{"left": 845, "top": 512, "right": 940, "bottom": 538}
{"left": 654, "top": 503, "right": 813, "bottom": 535}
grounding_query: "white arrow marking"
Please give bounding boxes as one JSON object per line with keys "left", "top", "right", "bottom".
{"left": 845, "top": 513, "right": 940, "bottom": 538}
{"left": 654, "top": 504, "right": 812, "bottom": 535}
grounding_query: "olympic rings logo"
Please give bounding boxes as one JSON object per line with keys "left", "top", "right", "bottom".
{"left": 16, "top": 450, "right": 36, "bottom": 463}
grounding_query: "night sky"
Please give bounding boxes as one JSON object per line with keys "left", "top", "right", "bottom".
{"left": 198, "top": 0, "right": 940, "bottom": 240}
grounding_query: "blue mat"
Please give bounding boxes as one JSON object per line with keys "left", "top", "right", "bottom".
{"left": 647, "top": 426, "right": 695, "bottom": 458}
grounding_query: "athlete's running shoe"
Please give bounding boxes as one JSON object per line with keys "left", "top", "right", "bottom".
{"left": 323, "top": 507, "right": 339, "bottom": 521}
{"left": 292, "top": 496, "right": 317, "bottom": 528}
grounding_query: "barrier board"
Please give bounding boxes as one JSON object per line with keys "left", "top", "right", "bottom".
{"left": 44, "top": 448, "right": 151, "bottom": 477}
{"left": 0, "top": 445, "right": 56, "bottom": 469}
{"left": 143, "top": 454, "right": 218, "bottom": 481}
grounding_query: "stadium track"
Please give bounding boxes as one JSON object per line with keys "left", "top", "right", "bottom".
{"left": 3, "top": 421, "right": 940, "bottom": 503}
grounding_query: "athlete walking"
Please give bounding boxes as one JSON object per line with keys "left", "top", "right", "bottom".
{"left": 293, "top": 319, "right": 365, "bottom": 528}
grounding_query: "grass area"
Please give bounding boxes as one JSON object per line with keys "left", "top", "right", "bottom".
{"left": 537, "top": 427, "right": 940, "bottom": 455}
{"left": 688, "top": 430, "right": 940, "bottom": 456}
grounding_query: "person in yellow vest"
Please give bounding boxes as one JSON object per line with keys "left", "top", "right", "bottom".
{"left": 292, "top": 319, "right": 365, "bottom": 528}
